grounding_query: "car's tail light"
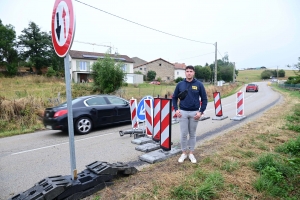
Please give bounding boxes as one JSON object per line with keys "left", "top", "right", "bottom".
{"left": 54, "top": 110, "right": 68, "bottom": 118}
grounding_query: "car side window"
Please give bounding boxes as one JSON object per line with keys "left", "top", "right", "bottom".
{"left": 106, "top": 97, "right": 127, "bottom": 105}
{"left": 86, "top": 97, "right": 107, "bottom": 106}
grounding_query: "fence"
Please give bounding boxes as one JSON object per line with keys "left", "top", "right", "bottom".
{"left": 278, "top": 83, "right": 300, "bottom": 91}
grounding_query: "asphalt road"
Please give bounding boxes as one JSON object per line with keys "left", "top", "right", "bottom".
{"left": 0, "top": 82, "right": 282, "bottom": 200}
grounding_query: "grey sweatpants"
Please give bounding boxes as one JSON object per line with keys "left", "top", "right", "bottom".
{"left": 179, "top": 110, "right": 199, "bottom": 152}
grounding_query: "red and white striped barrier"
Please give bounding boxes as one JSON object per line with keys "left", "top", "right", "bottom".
{"left": 160, "top": 98, "right": 172, "bottom": 151}
{"left": 144, "top": 99, "right": 153, "bottom": 137}
{"left": 213, "top": 92, "right": 222, "bottom": 116}
{"left": 152, "top": 98, "right": 161, "bottom": 142}
{"left": 231, "top": 91, "right": 247, "bottom": 121}
{"left": 236, "top": 91, "right": 244, "bottom": 116}
{"left": 130, "top": 99, "right": 139, "bottom": 128}
{"left": 212, "top": 92, "right": 228, "bottom": 120}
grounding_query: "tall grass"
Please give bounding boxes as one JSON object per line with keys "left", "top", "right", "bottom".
{"left": 0, "top": 75, "right": 241, "bottom": 137}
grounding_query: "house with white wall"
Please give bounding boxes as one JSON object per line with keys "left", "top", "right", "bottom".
{"left": 174, "top": 62, "right": 186, "bottom": 80}
{"left": 68, "top": 50, "right": 142, "bottom": 84}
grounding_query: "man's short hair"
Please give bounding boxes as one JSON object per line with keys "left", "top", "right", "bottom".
{"left": 185, "top": 65, "right": 195, "bottom": 71}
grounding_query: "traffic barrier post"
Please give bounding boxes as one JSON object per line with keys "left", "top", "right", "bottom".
{"left": 212, "top": 92, "right": 228, "bottom": 120}
{"left": 160, "top": 98, "right": 172, "bottom": 151}
{"left": 119, "top": 98, "right": 145, "bottom": 138}
{"left": 152, "top": 98, "right": 161, "bottom": 142}
{"left": 230, "top": 91, "right": 247, "bottom": 121}
{"left": 130, "top": 98, "right": 138, "bottom": 129}
{"left": 144, "top": 99, "right": 153, "bottom": 137}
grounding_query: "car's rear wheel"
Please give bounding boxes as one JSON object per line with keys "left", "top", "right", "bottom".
{"left": 75, "top": 117, "right": 92, "bottom": 134}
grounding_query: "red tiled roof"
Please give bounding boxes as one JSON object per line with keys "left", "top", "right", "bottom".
{"left": 174, "top": 62, "right": 186, "bottom": 69}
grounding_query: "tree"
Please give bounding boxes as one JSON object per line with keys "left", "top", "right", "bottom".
{"left": 261, "top": 70, "right": 273, "bottom": 79}
{"left": 195, "top": 65, "right": 211, "bottom": 82}
{"left": 92, "top": 54, "right": 125, "bottom": 93}
{"left": 18, "top": 22, "right": 53, "bottom": 74}
{"left": 194, "top": 65, "right": 202, "bottom": 79}
{"left": 147, "top": 70, "right": 156, "bottom": 81}
{"left": 49, "top": 48, "right": 64, "bottom": 74}
{"left": 278, "top": 69, "right": 285, "bottom": 77}
{"left": 220, "top": 65, "right": 234, "bottom": 82}
{"left": 0, "top": 19, "right": 18, "bottom": 65}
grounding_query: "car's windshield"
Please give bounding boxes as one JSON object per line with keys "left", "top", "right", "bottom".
{"left": 248, "top": 84, "right": 255, "bottom": 86}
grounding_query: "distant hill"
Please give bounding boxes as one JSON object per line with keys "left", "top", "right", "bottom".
{"left": 236, "top": 69, "right": 296, "bottom": 83}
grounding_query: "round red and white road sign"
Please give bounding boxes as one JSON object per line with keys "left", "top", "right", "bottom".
{"left": 51, "top": 0, "right": 75, "bottom": 57}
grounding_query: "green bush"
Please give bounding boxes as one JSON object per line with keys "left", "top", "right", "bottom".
{"left": 175, "top": 77, "right": 184, "bottom": 83}
{"left": 46, "top": 67, "right": 57, "bottom": 77}
{"left": 6, "top": 63, "right": 18, "bottom": 76}
{"left": 285, "top": 76, "right": 300, "bottom": 84}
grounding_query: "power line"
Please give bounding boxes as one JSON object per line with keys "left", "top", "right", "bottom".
{"left": 74, "top": 40, "right": 112, "bottom": 48}
{"left": 217, "top": 49, "right": 223, "bottom": 58}
{"left": 74, "top": 0, "right": 214, "bottom": 45}
{"left": 172, "top": 52, "right": 215, "bottom": 62}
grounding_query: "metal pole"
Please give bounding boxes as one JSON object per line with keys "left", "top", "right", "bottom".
{"left": 233, "top": 62, "right": 235, "bottom": 83}
{"left": 64, "top": 53, "right": 77, "bottom": 180}
{"left": 214, "top": 42, "right": 217, "bottom": 85}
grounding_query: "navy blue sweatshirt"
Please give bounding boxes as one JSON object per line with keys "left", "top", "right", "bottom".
{"left": 172, "top": 78, "right": 208, "bottom": 113}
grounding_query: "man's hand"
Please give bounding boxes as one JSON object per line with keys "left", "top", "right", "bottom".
{"left": 194, "top": 111, "right": 202, "bottom": 120}
{"left": 176, "top": 110, "right": 181, "bottom": 118}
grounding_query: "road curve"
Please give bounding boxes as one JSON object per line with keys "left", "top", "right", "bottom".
{"left": 0, "top": 82, "right": 282, "bottom": 199}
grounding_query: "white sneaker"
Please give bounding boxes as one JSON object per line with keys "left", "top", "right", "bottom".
{"left": 189, "top": 154, "right": 197, "bottom": 163}
{"left": 178, "top": 154, "right": 187, "bottom": 163}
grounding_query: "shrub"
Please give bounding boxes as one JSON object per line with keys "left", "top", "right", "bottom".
{"left": 175, "top": 77, "right": 184, "bottom": 83}
{"left": 46, "top": 67, "right": 57, "bottom": 77}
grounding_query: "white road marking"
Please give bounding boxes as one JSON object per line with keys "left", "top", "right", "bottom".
{"left": 11, "top": 132, "right": 115, "bottom": 155}
{"left": 11, "top": 93, "right": 257, "bottom": 156}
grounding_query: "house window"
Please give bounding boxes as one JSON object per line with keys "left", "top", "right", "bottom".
{"left": 177, "top": 72, "right": 179, "bottom": 75}
{"left": 76, "top": 61, "right": 90, "bottom": 71}
{"left": 167, "top": 77, "right": 170, "bottom": 80}
{"left": 140, "top": 68, "right": 142, "bottom": 70}
{"left": 121, "top": 64, "right": 126, "bottom": 72}
{"left": 80, "top": 61, "right": 87, "bottom": 71}
{"left": 144, "top": 68, "right": 146, "bottom": 71}
{"left": 159, "top": 63, "right": 161, "bottom": 66}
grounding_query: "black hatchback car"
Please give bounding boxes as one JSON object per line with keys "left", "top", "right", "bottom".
{"left": 43, "top": 95, "right": 131, "bottom": 134}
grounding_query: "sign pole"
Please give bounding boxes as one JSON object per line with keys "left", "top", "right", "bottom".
{"left": 64, "top": 53, "right": 77, "bottom": 180}
{"left": 52, "top": 0, "right": 77, "bottom": 180}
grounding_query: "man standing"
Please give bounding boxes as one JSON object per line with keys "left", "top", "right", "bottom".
{"left": 172, "top": 65, "right": 208, "bottom": 163}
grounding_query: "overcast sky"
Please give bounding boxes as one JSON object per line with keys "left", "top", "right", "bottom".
{"left": 1, "top": 0, "right": 299, "bottom": 70}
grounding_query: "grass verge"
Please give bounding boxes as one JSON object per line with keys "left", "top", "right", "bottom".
{"left": 87, "top": 85, "right": 300, "bottom": 199}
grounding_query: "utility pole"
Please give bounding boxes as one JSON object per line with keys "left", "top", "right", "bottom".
{"left": 277, "top": 66, "right": 279, "bottom": 78}
{"left": 214, "top": 42, "right": 217, "bottom": 85}
{"left": 233, "top": 62, "right": 235, "bottom": 83}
